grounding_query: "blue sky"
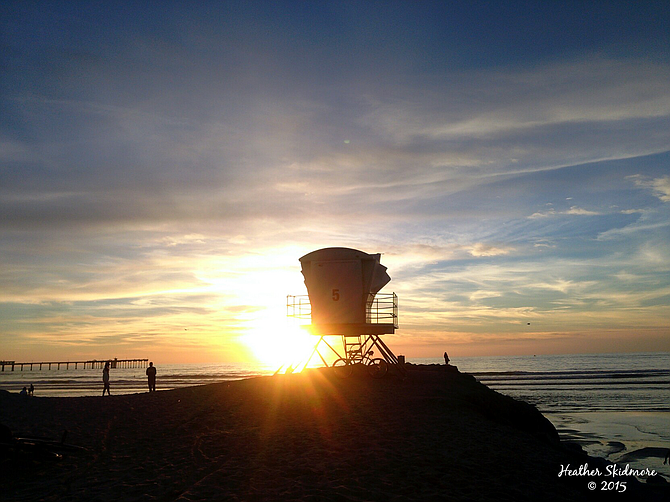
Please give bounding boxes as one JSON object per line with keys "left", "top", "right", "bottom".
{"left": 1, "top": 1, "right": 669, "bottom": 363}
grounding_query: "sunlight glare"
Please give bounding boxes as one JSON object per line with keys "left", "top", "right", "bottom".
{"left": 242, "top": 317, "right": 317, "bottom": 370}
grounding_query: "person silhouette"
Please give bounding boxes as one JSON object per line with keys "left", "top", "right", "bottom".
{"left": 444, "top": 351, "right": 450, "bottom": 365}
{"left": 19, "top": 386, "right": 27, "bottom": 396}
{"left": 102, "top": 362, "right": 111, "bottom": 396}
{"left": 29, "top": 383, "right": 34, "bottom": 396}
{"left": 146, "top": 362, "right": 157, "bottom": 392}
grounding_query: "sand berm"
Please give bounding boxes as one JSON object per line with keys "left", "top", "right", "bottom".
{"left": 1, "top": 365, "right": 667, "bottom": 501}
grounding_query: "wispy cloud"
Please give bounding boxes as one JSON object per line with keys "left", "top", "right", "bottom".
{"left": 529, "top": 206, "right": 601, "bottom": 218}
{"left": 468, "top": 243, "right": 514, "bottom": 257}
{"left": 629, "top": 175, "right": 670, "bottom": 202}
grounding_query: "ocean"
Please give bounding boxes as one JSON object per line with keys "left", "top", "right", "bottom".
{"left": 0, "top": 362, "right": 276, "bottom": 398}
{"left": 2, "top": 352, "right": 668, "bottom": 477}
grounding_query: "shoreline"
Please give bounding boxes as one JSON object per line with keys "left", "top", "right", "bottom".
{"left": 546, "top": 411, "right": 670, "bottom": 479}
{"left": 2, "top": 366, "right": 668, "bottom": 500}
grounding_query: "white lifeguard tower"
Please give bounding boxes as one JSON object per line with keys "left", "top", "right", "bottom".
{"left": 287, "top": 247, "right": 403, "bottom": 377}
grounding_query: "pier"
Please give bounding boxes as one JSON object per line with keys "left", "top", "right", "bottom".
{"left": 0, "top": 358, "right": 148, "bottom": 371}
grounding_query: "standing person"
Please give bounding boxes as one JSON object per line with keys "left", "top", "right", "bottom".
{"left": 444, "top": 351, "right": 450, "bottom": 365}
{"left": 29, "top": 383, "right": 34, "bottom": 396}
{"left": 102, "top": 361, "right": 111, "bottom": 396}
{"left": 146, "top": 362, "right": 156, "bottom": 392}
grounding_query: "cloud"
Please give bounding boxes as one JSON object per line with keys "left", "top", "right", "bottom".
{"left": 528, "top": 206, "right": 600, "bottom": 218}
{"left": 3, "top": 53, "right": 670, "bottom": 234}
{"left": 358, "top": 57, "right": 670, "bottom": 171}
{"left": 469, "top": 290, "right": 502, "bottom": 302}
{"left": 628, "top": 174, "right": 670, "bottom": 202}
{"left": 565, "top": 206, "right": 600, "bottom": 216}
{"left": 468, "top": 243, "right": 513, "bottom": 257}
{"left": 652, "top": 177, "right": 670, "bottom": 202}
{"left": 529, "top": 209, "right": 557, "bottom": 218}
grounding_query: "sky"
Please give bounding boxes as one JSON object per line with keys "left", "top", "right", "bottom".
{"left": 1, "top": 1, "right": 669, "bottom": 365}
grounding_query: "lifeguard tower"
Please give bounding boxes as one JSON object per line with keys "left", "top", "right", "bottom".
{"left": 287, "top": 247, "right": 404, "bottom": 377}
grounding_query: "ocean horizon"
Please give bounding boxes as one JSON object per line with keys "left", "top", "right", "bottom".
{"left": 3, "top": 351, "right": 668, "bottom": 406}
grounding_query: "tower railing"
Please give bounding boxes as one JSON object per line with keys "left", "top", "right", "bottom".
{"left": 287, "top": 293, "right": 398, "bottom": 329}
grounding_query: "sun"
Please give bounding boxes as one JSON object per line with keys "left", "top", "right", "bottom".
{"left": 242, "top": 316, "right": 318, "bottom": 370}
{"left": 204, "top": 252, "right": 322, "bottom": 370}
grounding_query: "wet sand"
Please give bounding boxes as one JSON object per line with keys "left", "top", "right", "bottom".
{"left": 1, "top": 366, "right": 668, "bottom": 501}
{"left": 547, "top": 411, "right": 670, "bottom": 480}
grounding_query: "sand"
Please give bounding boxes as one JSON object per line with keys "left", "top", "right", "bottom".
{"left": 1, "top": 365, "right": 668, "bottom": 501}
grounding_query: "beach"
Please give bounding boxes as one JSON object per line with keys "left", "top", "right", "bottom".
{"left": 1, "top": 366, "right": 668, "bottom": 501}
